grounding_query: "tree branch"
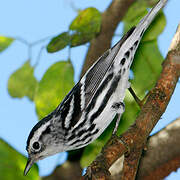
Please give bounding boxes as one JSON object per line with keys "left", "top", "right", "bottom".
{"left": 42, "top": 160, "right": 82, "bottom": 180}
{"left": 82, "top": 24, "right": 180, "bottom": 180}
{"left": 137, "top": 117, "right": 180, "bottom": 179}
{"left": 108, "top": 117, "right": 180, "bottom": 180}
{"left": 122, "top": 148, "right": 142, "bottom": 180}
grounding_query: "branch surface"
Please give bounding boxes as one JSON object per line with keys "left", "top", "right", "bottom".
{"left": 137, "top": 117, "right": 180, "bottom": 179}
{"left": 42, "top": 161, "right": 82, "bottom": 180}
{"left": 107, "top": 118, "right": 180, "bottom": 180}
{"left": 83, "top": 24, "right": 180, "bottom": 180}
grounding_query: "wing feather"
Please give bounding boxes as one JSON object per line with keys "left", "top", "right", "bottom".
{"left": 82, "top": 27, "right": 136, "bottom": 107}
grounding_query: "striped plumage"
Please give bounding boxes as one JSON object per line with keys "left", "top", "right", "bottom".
{"left": 24, "top": 0, "right": 167, "bottom": 175}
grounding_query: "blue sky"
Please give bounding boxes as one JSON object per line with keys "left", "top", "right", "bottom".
{"left": 0, "top": 0, "right": 180, "bottom": 179}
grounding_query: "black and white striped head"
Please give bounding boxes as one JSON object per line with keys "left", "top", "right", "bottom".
{"left": 24, "top": 113, "right": 65, "bottom": 175}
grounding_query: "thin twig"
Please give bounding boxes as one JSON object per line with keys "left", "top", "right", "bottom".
{"left": 128, "top": 87, "right": 143, "bottom": 108}
{"left": 34, "top": 46, "right": 46, "bottom": 68}
{"left": 14, "top": 35, "right": 54, "bottom": 65}
{"left": 14, "top": 36, "right": 30, "bottom": 45}
{"left": 31, "top": 35, "right": 53, "bottom": 46}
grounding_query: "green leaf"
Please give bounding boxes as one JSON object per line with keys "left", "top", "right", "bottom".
{"left": 35, "top": 61, "right": 74, "bottom": 119}
{"left": 80, "top": 140, "right": 105, "bottom": 168}
{"left": 123, "top": 2, "right": 148, "bottom": 33}
{"left": 0, "top": 36, "right": 14, "bottom": 52}
{"left": 142, "top": 12, "right": 166, "bottom": 42}
{"left": 47, "top": 8, "right": 102, "bottom": 49}
{"left": 131, "top": 40, "right": 163, "bottom": 97}
{"left": 69, "top": 7, "right": 101, "bottom": 46}
{"left": 0, "top": 138, "right": 39, "bottom": 180}
{"left": 8, "top": 61, "right": 38, "bottom": 101}
{"left": 70, "top": 32, "right": 91, "bottom": 47}
{"left": 47, "top": 32, "right": 71, "bottom": 53}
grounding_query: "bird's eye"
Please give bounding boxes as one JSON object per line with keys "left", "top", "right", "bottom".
{"left": 32, "top": 141, "right": 41, "bottom": 151}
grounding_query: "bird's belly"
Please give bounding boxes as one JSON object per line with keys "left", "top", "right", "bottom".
{"left": 87, "top": 89, "right": 125, "bottom": 142}
{"left": 65, "top": 107, "right": 116, "bottom": 151}
{"left": 88, "top": 101, "right": 117, "bottom": 139}
{"left": 65, "top": 91, "right": 124, "bottom": 151}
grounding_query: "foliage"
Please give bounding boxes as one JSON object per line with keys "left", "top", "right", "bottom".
{"left": 8, "top": 61, "right": 38, "bottom": 101}
{"left": 47, "top": 32, "right": 71, "bottom": 53}
{"left": 47, "top": 7, "right": 102, "bottom": 52}
{"left": 0, "top": 36, "right": 13, "bottom": 52}
{"left": 69, "top": 7, "right": 102, "bottom": 46}
{"left": 35, "top": 61, "right": 74, "bottom": 119}
{"left": 0, "top": 138, "right": 39, "bottom": 180}
{"left": 1, "top": 0, "right": 167, "bottom": 177}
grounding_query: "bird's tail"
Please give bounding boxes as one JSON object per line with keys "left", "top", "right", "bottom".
{"left": 130, "top": 0, "right": 168, "bottom": 42}
{"left": 113, "top": 0, "right": 168, "bottom": 68}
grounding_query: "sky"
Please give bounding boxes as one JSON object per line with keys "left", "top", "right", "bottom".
{"left": 0, "top": 0, "right": 180, "bottom": 179}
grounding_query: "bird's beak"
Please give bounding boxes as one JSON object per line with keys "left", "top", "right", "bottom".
{"left": 24, "top": 157, "right": 34, "bottom": 176}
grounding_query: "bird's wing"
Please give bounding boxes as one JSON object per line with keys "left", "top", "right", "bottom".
{"left": 81, "top": 27, "right": 136, "bottom": 108}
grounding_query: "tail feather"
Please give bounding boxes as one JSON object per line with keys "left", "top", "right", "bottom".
{"left": 132, "top": 0, "right": 168, "bottom": 39}
{"left": 115, "top": 0, "right": 168, "bottom": 67}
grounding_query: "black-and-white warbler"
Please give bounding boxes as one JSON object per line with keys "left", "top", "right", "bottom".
{"left": 24, "top": 0, "right": 167, "bottom": 175}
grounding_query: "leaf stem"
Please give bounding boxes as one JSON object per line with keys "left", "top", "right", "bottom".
{"left": 34, "top": 46, "right": 46, "bottom": 68}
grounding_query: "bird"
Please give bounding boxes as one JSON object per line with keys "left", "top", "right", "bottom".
{"left": 24, "top": 0, "right": 167, "bottom": 175}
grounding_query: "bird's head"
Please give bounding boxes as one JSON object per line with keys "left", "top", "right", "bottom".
{"left": 24, "top": 113, "right": 65, "bottom": 175}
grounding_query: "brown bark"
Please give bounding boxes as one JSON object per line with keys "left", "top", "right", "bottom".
{"left": 109, "top": 118, "right": 180, "bottom": 180}
{"left": 42, "top": 161, "right": 82, "bottom": 180}
{"left": 137, "top": 117, "right": 180, "bottom": 180}
{"left": 122, "top": 148, "right": 142, "bottom": 180}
